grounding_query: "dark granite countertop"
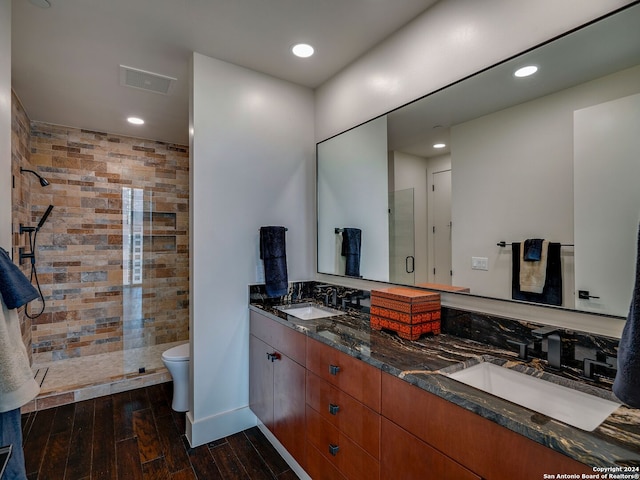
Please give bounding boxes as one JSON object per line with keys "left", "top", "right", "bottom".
{"left": 249, "top": 292, "right": 640, "bottom": 469}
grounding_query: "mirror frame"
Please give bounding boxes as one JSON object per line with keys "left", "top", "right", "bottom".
{"left": 316, "top": 3, "right": 640, "bottom": 321}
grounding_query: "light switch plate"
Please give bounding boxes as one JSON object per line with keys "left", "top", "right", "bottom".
{"left": 472, "top": 256, "right": 489, "bottom": 271}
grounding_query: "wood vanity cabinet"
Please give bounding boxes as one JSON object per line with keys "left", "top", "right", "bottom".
{"left": 305, "top": 337, "right": 381, "bottom": 480}
{"left": 249, "top": 311, "right": 595, "bottom": 480}
{"left": 381, "top": 372, "right": 593, "bottom": 480}
{"left": 249, "top": 311, "right": 306, "bottom": 466}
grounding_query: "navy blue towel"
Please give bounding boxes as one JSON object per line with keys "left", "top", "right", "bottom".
{"left": 0, "top": 248, "right": 39, "bottom": 309}
{"left": 613, "top": 225, "right": 640, "bottom": 408}
{"left": 523, "top": 238, "right": 544, "bottom": 262}
{"left": 341, "top": 228, "right": 362, "bottom": 277}
{"left": 259, "top": 227, "right": 288, "bottom": 298}
{"left": 512, "top": 242, "right": 562, "bottom": 306}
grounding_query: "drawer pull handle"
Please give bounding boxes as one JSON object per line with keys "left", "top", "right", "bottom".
{"left": 267, "top": 352, "right": 281, "bottom": 362}
{"left": 329, "top": 364, "right": 340, "bottom": 376}
{"left": 329, "top": 444, "right": 340, "bottom": 456}
{"left": 329, "top": 403, "right": 340, "bottom": 415}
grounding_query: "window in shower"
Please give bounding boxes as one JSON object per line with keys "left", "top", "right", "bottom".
{"left": 123, "top": 187, "right": 144, "bottom": 286}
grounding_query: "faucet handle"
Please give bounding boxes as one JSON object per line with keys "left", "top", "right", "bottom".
{"left": 507, "top": 339, "right": 529, "bottom": 360}
{"left": 583, "top": 358, "right": 614, "bottom": 379}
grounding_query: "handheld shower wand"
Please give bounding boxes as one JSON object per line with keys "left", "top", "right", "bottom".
{"left": 19, "top": 205, "right": 54, "bottom": 318}
{"left": 37, "top": 204, "right": 54, "bottom": 230}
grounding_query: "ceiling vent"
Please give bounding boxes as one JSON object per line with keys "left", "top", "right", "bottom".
{"left": 119, "top": 65, "right": 176, "bottom": 95}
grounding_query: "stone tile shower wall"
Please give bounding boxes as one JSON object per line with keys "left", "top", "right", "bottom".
{"left": 12, "top": 105, "right": 189, "bottom": 364}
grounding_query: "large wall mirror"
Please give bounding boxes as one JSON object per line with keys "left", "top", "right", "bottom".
{"left": 317, "top": 3, "right": 640, "bottom": 318}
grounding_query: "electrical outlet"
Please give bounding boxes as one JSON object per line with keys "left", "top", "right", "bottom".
{"left": 471, "top": 256, "right": 489, "bottom": 271}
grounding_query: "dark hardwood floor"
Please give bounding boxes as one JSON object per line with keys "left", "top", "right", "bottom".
{"left": 21, "top": 383, "right": 300, "bottom": 480}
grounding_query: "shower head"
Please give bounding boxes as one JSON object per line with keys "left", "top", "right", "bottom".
{"left": 20, "top": 168, "right": 50, "bottom": 187}
{"left": 37, "top": 205, "right": 54, "bottom": 231}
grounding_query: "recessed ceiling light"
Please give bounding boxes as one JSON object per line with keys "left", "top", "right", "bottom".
{"left": 514, "top": 65, "right": 538, "bottom": 78}
{"left": 433, "top": 143, "right": 446, "bottom": 149}
{"left": 292, "top": 43, "right": 314, "bottom": 58}
{"left": 127, "top": 117, "right": 144, "bottom": 125}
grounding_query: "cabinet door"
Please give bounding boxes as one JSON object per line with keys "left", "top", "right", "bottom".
{"left": 249, "top": 334, "right": 274, "bottom": 429}
{"left": 381, "top": 372, "right": 593, "bottom": 479}
{"left": 306, "top": 337, "right": 380, "bottom": 412}
{"left": 273, "top": 352, "right": 306, "bottom": 466}
{"left": 381, "top": 417, "right": 481, "bottom": 480}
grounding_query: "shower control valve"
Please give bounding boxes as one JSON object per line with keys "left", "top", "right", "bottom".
{"left": 18, "top": 247, "right": 36, "bottom": 265}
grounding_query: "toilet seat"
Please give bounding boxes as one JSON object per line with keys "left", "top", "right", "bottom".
{"left": 162, "top": 343, "right": 189, "bottom": 362}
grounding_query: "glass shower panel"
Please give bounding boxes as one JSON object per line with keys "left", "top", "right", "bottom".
{"left": 122, "top": 187, "right": 147, "bottom": 373}
{"left": 122, "top": 188, "right": 183, "bottom": 374}
{"left": 120, "top": 174, "right": 188, "bottom": 373}
{"left": 389, "top": 188, "right": 415, "bottom": 285}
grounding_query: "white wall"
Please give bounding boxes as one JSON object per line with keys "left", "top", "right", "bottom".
{"left": 574, "top": 92, "right": 640, "bottom": 317}
{"left": 315, "top": 0, "right": 633, "bottom": 142}
{"left": 317, "top": 116, "right": 388, "bottom": 281}
{"left": 0, "top": 0, "right": 11, "bottom": 250}
{"left": 189, "top": 52, "right": 315, "bottom": 446}
{"left": 315, "top": 0, "right": 632, "bottom": 337}
{"left": 451, "top": 65, "right": 640, "bottom": 308}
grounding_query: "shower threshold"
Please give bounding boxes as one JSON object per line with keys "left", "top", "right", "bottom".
{"left": 24, "top": 341, "right": 184, "bottom": 412}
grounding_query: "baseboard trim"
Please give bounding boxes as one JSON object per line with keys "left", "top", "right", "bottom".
{"left": 256, "top": 423, "right": 311, "bottom": 480}
{"left": 185, "top": 405, "right": 256, "bottom": 447}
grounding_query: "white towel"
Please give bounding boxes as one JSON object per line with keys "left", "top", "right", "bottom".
{"left": 519, "top": 240, "right": 549, "bottom": 294}
{"left": 0, "top": 299, "right": 40, "bottom": 412}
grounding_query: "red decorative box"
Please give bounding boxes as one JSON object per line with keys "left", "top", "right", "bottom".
{"left": 370, "top": 287, "right": 441, "bottom": 341}
{"left": 370, "top": 315, "right": 441, "bottom": 341}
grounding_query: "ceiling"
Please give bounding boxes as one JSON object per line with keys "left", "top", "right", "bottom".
{"left": 387, "top": 2, "right": 640, "bottom": 158}
{"left": 11, "top": 0, "right": 438, "bottom": 146}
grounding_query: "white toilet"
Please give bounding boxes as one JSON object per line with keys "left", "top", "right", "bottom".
{"left": 161, "top": 342, "right": 190, "bottom": 412}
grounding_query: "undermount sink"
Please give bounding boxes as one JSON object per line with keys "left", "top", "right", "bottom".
{"left": 443, "top": 360, "right": 620, "bottom": 431}
{"left": 275, "top": 303, "right": 343, "bottom": 320}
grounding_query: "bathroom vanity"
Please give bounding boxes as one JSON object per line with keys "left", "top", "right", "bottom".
{"left": 249, "top": 283, "right": 640, "bottom": 479}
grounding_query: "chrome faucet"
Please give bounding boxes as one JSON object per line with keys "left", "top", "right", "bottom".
{"left": 326, "top": 289, "right": 338, "bottom": 307}
{"left": 315, "top": 285, "right": 337, "bottom": 307}
{"left": 583, "top": 355, "right": 617, "bottom": 379}
{"left": 314, "top": 284, "right": 334, "bottom": 306}
{"left": 532, "top": 326, "right": 562, "bottom": 370}
{"left": 507, "top": 339, "right": 529, "bottom": 360}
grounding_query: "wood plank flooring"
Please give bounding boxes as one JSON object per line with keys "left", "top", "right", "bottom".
{"left": 21, "top": 383, "right": 299, "bottom": 480}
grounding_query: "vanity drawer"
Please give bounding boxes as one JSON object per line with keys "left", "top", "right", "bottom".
{"left": 306, "top": 371, "right": 380, "bottom": 459}
{"left": 381, "top": 372, "right": 592, "bottom": 479}
{"left": 306, "top": 337, "right": 380, "bottom": 412}
{"left": 306, "top": 405, "right": 380, "bottom": 480}
{"left": 306, "top": 441, "right": 346, "bottom": 480}
{"left": 381, "top": 417, "right": 480, "bottom": 480}
{"left": 250, "top": 310, "right": 306, "bottom": 365}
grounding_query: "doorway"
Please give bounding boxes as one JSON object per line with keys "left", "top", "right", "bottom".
{"left": 431, "top": 169, "right": 452, "bottom": 284}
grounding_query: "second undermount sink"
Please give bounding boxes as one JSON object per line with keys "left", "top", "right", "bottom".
{"left": 443, "top": 360, "right": 620, "bottom": 431}
{"left": 275, "top": 303, "right": 343, "bottom": 320}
